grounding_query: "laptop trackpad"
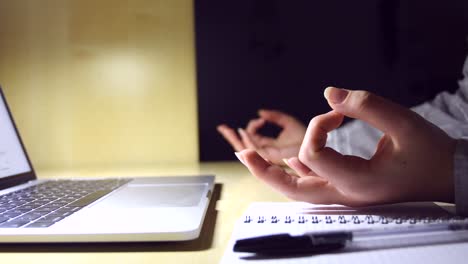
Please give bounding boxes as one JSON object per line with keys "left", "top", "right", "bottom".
{"left": 92, "top": 184, "right": 207, "bottom": 208}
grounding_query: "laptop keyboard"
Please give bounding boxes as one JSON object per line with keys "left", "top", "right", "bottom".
{"left": 0, "top": 179, "right": 131, "bottom": 228}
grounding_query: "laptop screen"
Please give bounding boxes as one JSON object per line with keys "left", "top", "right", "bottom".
{"left": 0, "top": 90, "right": 32, "bottom": 179}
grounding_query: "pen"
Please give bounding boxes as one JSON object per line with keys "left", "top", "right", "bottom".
{"left": 233, "top": 222, "right": 468, "bottom": 255}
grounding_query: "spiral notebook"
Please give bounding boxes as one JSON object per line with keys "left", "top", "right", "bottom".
{"left": 220, "top": 202, "right": 468, "bottom": 264}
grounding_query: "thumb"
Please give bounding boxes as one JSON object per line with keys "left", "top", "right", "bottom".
{"left": 323, "top": 87, "right": 418, "bottom": 138}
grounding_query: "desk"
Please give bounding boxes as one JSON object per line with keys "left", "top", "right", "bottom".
{"left": 1, "top": 162, "right": 288, "bottom": 264}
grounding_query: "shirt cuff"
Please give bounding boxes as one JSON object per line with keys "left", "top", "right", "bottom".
{"left": 454, "top": 139, "right": 468, "bottom": 216}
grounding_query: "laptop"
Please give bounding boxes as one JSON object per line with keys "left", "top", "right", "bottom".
{"left": 0, "top": 86, "right": 215, "bottom": 243}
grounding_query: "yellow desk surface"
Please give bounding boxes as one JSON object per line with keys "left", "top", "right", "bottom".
{"left": 1, "top": 162, "right": 289, "bottom": 264}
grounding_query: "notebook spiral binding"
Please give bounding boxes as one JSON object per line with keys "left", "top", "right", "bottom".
{"left": 243, "top": 215, "right": 468, "bottom": 225}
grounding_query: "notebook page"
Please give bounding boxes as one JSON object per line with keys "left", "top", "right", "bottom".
{"left": 220, "top": 202, "right": 468, "bottom": 264}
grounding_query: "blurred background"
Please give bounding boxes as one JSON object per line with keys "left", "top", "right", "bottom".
{"left": 196, "top": 0, "right": 468, "bottom": 161}
{"left": 0, "top": 1, "right": 467, "bottom": 169}
{"left": 0, "top": 0, "right": 198, "bottom": 170}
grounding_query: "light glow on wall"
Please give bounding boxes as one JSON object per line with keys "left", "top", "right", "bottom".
{"left": 93, "top": 52, "right": 152, "bottom": 96}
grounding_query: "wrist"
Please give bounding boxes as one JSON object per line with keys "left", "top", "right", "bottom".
{"left": 435, "top": 137, "right": 457, "bottom": 203}
{"left": 454, "top": 139, "right": 468, "bottom": 215}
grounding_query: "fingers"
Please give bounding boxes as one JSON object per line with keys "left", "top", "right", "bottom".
{"left": 258, "top": 109, "right": 297, "bottom": 128}
{"left": 300, "top": 110, "right": 344, "bottom": 155}
{"left": 324, "top": 87, "right": 419, "bottom": 138}
{"left": 217, "top": 124, "right": 245, "bottom": 152}
{"left": 300, "top": 147, "right": 370, "bottom": 189}
{"left": 298, "top": 110, "right": 370, "bottom": 188}
{"left": 245, "top": 118, "right": 265, "bottom": 135}
{"left": 237, "top": 149, "right": 347, "bottom": 204}
{"left": 236, "top": 149, "right": 296, "bottom": 196}
{"left": 238, "top": 128, "right": 258, "bottom": 149}
{"left": 238, "top": 129, "right": 279, "bottom": 163}
{"left": 245, "top": 118, "right": 276, "bottom": 147}
{"left": 283, "top": 157, "right": 317, "bottom": 177}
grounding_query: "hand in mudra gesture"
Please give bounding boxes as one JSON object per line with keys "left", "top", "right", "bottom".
{"left": 217, "top": 109, "right": 306, "bottom": 165}
{"left": 235, "top": 87, "right": 456, "bottom": 207}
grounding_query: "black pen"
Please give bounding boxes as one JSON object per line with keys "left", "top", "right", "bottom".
{"left": 233, "top": 222, "right": 468, "bottom": 255}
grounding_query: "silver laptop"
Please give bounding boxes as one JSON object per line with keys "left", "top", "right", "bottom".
{"left": 0, "top": 86, "right": 215, "bottom": 243}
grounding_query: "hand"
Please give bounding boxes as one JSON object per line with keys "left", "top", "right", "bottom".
{"left": 236, "top": 87, "right": 456, "bottom": 206}
{"left": 217, "top": 109, "right": 306, "bottom": 164}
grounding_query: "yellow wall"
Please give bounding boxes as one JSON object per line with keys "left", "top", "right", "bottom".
{"left": 0, "top": 0, "right": 198, "bottom": 169}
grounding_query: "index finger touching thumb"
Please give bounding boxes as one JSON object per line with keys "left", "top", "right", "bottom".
{"left": 323, "top": 87, "right": 419, "bottom": 138}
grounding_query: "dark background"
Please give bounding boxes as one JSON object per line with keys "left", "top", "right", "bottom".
{"left": 195, "top": 0, "right": 468, "bottom": 161}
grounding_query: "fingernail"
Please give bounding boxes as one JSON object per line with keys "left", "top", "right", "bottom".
{"left": 324, "top": 87, "right": 348, "bottom": 104}
{"left": 234, "top": 152, "right": 246, "bottom": 165}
